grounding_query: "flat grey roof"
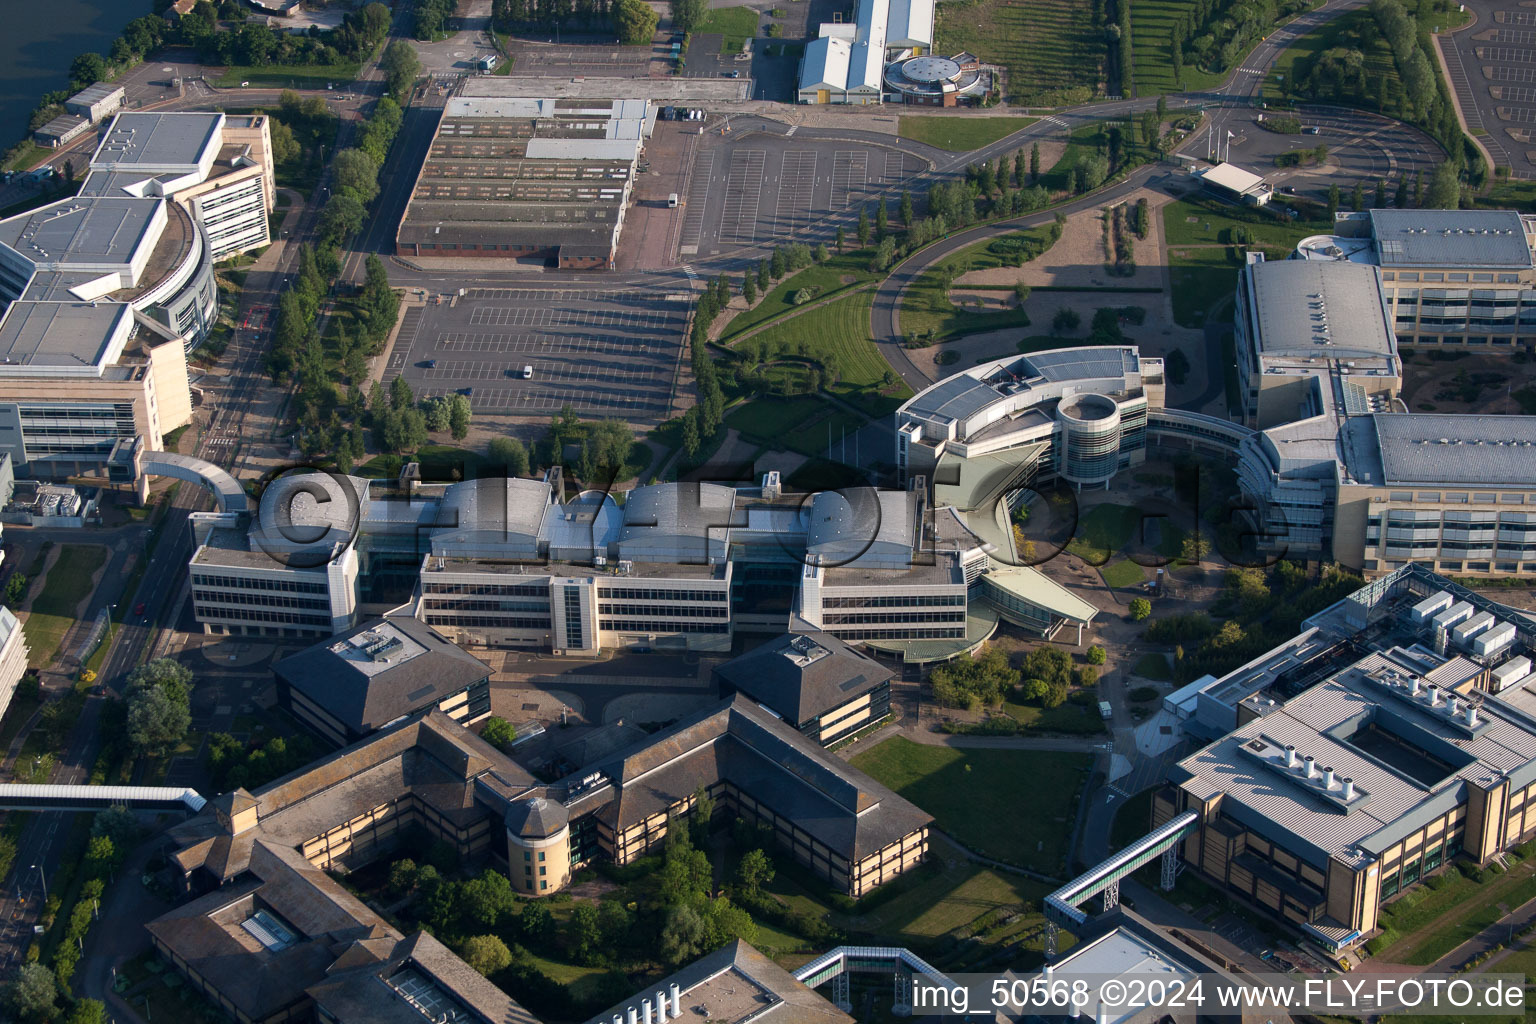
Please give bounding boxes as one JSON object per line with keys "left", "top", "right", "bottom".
{"left": 1023, "top": 346, "right": 1138, "bottom": 382}
{"left": 1250, "top": 260, "right": 1395, "bottom": 362}
{"left": 0, "top": 301, "right": 130, "bottom": 368}
{"left": 68, "top": 82, "right": 124, "bottom": 106}
{"left": 1369, "top": 209, "right": 1532, "bottom": 268}
{"left": 1368, "top": 413, "right": 1536, "bottom": 486}
{"left": 0, "top": 197, "right": 160, "bottom": 267}
{"left": 91, "top": 112, "right": 221, "bottom": 169}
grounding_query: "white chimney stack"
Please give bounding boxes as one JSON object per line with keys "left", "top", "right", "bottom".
{"left": 644, "top": 999, "right": 653, "bottom": 1024}
{"left": 629, "top": 1007, "right": 639, "bottom": 1024}
{"left": 1450, "top": 696, "right": 1461, "bottom": 716}
{"left": 1429, "top": 685, "right": 1441, "bottom": 706}
{"left": 613, "top": 1016, "right": 622, "bottom": 1024}
{"left": 1304, "top": 755, "right": 1316, "bottom": 779}
{"left": 1284, "top": 744, "right": 1296, "bottom": 767}
{"left": 671, "top": 984, "right": 682, "bottom": 1017}
{"left": 657, "top": 992, "right": 669, "bottom": 1024}
{"left": 1342, "top": 778, "right": 1355, "bottom": 800}
{"left": 1323, "top": 766, "right": 1335, "bottom": 789}
{"left": 1411, "top": 677, "right": 1422, "bottom": 696}
{"left": 1468, "top": 706, "right": 1480, "bottom": 727}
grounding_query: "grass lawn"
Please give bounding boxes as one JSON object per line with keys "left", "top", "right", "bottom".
{"left": 936, "top": 0, "right": 1102, "bottom": 106}
{"left": 898, "top": 116, "right": 1038, "bottom": 152}
{"left": 1001, "top": 697, "right": 1108, "bottom": 735}
{"left": 721, "top": 249, "right": 880, "bottom": 340}
{"left": 1269, "top": 7, "right": 1399, "bottom": 112}
{"left": 901, "top": 223, "right": 1063, "bottom": 341}
{"left": 1131, "top": 652, "right": 1172, "bottom": 681}
{"left": 731, "top": 290, "right": 911, "bottom": 418}
{"left": 727, "top": 394, "right": 867, "bottom": 459}
{"left": 1100, "top": 558, "right": 1148, "bottom": 589}
{"left": 22, "top": 544, "right": 106, "bottom": 667}
{"left": 1129, "top": 0, "right": 1228, "bottom": 95}
{"left": 1167, "top": 247, "right": 1241, "bottom": 329}
{"left": 1039, "top": 122, "right": 1111, "bottom": 193}
{"left": 1474, "top": 178, "right": 1536, "bottom": 211}
{"left": 1109, "top": 786, "right": 1156, "bottom": 852}
{"left": 697, "top": 6, "right": 760, "bottom": 51}
{"left": 1065, "top": 503, "right": 1142, "bottom": 564}
{"left": 1161, "top": 197, "right": 1327, "bottom": 250}
{"left": 1377, "top": 863, "right": 1536, "bottom": 965}
{"left": 214, "top": 63, "right": 361, "bottom": 88}
{"left": 3, "top": 141, "right": 50, "bottom": 174}
{"left": 851, "top": 736, "right": 1092, "bottom": 874}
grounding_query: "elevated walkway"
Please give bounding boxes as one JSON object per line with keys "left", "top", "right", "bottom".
{"left": 1044, "top": 809, "right": 1200, "bottom": 954}
{"left": 139, "top": 449, "right": 247, "bottom": 513}
{"left": 0, "top": 784, "right": 206, "bottom": 814}
{"left": 794, "top": 946, "right": 961, "bottom": 1016}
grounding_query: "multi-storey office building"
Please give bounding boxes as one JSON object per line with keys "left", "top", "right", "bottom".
{"left": 1161, "top": 565, "right": 1536, "bottom": 953}
{"left": 1297, "top": 209, "right": 1536, "bottom": 349}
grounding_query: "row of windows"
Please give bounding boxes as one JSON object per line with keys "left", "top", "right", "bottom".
{"left": 192, "top": 591, "right": 331, "bottom": 611}
{"left": 821, "top": 594, "right": 965, "bottom": 608}
{"left": 599, "top": 620, "right": 729, "bottom": 633}
{"left": 190, "top": 573, "right": 328, "bottom": 594}
{"left": 424, "top": 582, "right": 549, "bottom": 597}
{"left": 822, "top": 611, "right": 968, "bottom": 625}
{"left": 594, "top": 587, "right": 727, "bottom": 602}
{"left": 597, "top": 604, "right": 728, "bottom": 619}
{"left": 195, "top": 607, "right": 330, "bottom": 626}
{"left": 421, "top": 599, "right": 550, "bottom": 613}
{"left": 424, "top": 615, "right": 551, "bottom": 629}
{"left": 1384, "top": 272, "right": 1525, "bottom": 283}
{"left": 829, "top": 627, "right": 966, "bottom": 640}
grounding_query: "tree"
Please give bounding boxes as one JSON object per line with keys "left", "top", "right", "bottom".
{"left": 92, "top": 805, "right": 139, "bottom": 851}
{"left": 1352, "top": 180, "right": 1364, "bottom": 211}
{"left": 1086, "top": 645, "right": 1106, "bottom": 665}
{"left": 736, "top": 848, "right": 775, "bottom": 898}
{"left": 670, "top": 0, "right": 709, "bottom": 32}
{"left": 319, "top": 194, "right": 366, "bottom": 248}
{"left": 691, "top": 785, "right": 715, "bottom": 846}
{"left": 681, "top": 408, "right": 701, "bottom": 460}
{"left": 1030, "top": 142, "right": 1041, "bottom": 182}
{"left": 1052, "top": 307, "right": 1081, "bottom": 334}
{"left": 857, "top": 207, "right": 871, "bottom": 247}
{"left": 481, "top": 716, "right": 517, "bottom": 750}
{"left": 656, "top": 903, "right": 708, "bottom": 965}
{"left": 1413, "top": 168, "right": 1423, "bottom": 207}
{"left": 334, "top": 148, "right": 381, "bottom": 205}
{"left": 742, "top": 271, "right": 757, "bottom": 305}
{"left": 1326, "top": 183, "right": 1340, "bottom": 219}
{"left": 1395, "top": 174, "right": 1408, "bottom": 208}
{"left": 69, "top": 53, "right": 109, "bottom": 90}
{"left": 835, "top": 226, "right": 845, "bottom": 252}
{"left": 1180, "top": 534, "right": 1211, "bottom": 564}
{"left": 871, "top": 235, "right": 897, "bottom": 272}
{"left": 391, "top": 375, "right": 414, "bottom": 411}
{"left": 1129, "top": 597, "right": 1152, "bottom": 621}
{"left": 388, "top": 858, "right": 419, "bottom": 895}
{"left": 612, "top": 0, "right": 659, "bottom": 43}
{"left": 449, "top": 394, "right": 472, "bottom": 440}
{"left": 1424, "top": 162, "right": 1460, "bottom": 209}
{"left": 520, "top": 897, "right": 555, "bottom": 946}
{"left": 900, "top": 189, "right": 914, "bottom": 227}
{"left": 461, "top": 934, "right": 513, "bottom": 977}
{"left": 126, "top": 658, "right": 193, "bottom": 700}
{"left": 488, "top": 436, "right": 530, "bottom": 476}
{"left": 425, "top": 396, "right": 451, "bottom": 433}
{"left": 6, "top": 964, "right": 57, "bottom": 1022}
{"left": 127, "top": 685, "right": 191, "bottom": 757}
{"left": 65, "top": 1000, "right": 108, "bottom": 1024}
{"left": 875, "top": 198, "right": 888, "bottom": 239}
{"left": 1375, "top": 178, "right": 1387, "bottom": 209}
{"left": 567, "top": 902, "right": 604, "bottom": 964}
{"left": 381, "top": 39, "right": 421, "bottom": 100}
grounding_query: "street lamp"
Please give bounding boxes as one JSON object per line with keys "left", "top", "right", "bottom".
{"left": 31, "top": 864, "right": 45, "bottom": 902}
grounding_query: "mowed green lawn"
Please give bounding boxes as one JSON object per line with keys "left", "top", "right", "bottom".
{"left": 214, "top": 63, "right": 361, "bottom": 88}
{"left": 1270, "top": 7, "right": 1399, "bottom": 111}
{"left": 898, "top": 116, "right": 1038, "bottom": 152}
{"left": 22, "top": 544, "right": 107, "bottom": 668}
{"left": 851, "top": 737, "right": 1091, "bottom": 875}
{"left": 697, "top": 6, "right": 760, "bottom": 51}
{"left": 936, "top": 0, "right": 1102, "bottom": 105}
{"left": 734, "top": 291, "right": 910, "bottom": 417}
{"left": 1161, "top": 197, "right": 1326, "bottom": 250}
{"left": 1167, "top": 247, "right": 1241, "bottom": 329}
{"left": 1129, "top": 0, "right": 1227, "bottom": 95}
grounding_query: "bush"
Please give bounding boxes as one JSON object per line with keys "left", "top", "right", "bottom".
{"left": 1085, "top": 645, "right": 1106, "bottom": 665}
{"left": 1128, "top": 686, "right": 1159, "bottom": 703}
{"left": 790, "top": 287, "right": 819, "bottom": 305}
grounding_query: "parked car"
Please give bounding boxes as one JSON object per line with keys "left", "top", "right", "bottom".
{"left": 419, "top": 359, "right": 436, "bottom": 369}
{"left": 134, "top": 602, "right": 146, "bottom": 616}
{"left": 1304, "top": 126, "right": 1321, "bottom": 135}
{"left": 721, "top": 70, "right": 740, "bottom": 78}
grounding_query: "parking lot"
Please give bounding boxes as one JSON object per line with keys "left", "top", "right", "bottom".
{"left": 681, "top": 132, "right": 929, "bottom": 255}
{"left": 504, "top": 42, "right": 655, "bottom": 78}
{"left": 382, "top": 288, "right": 688, "bottom": 425}
{"left": 1440, "top": 0, "right": 1536, "bottom": 177}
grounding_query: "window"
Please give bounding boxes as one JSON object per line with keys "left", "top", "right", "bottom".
{"left": 539, "top": 866, "right": 546, "bottom": 875}
{"left": 538, "top": 852, "right": 545, "bottom": 862}
{"left": 524, "top": 852, "right": 531, "bottom": 861}
{"left": 540, "top": 881, "right": 548, "bottom": 890}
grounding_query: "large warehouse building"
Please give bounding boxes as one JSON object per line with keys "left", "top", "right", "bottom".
{"left": 796, "top": 0, "right": 940, "bottom": 103}
{"left": 395, "top": 96, "right": 652, "bottom": 269}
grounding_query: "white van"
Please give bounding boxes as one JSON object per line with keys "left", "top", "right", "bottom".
{"left": 667, "top": 193, "right": 679, "bottom": 208}
{"left": 522, "top": 365, "right": 534, "bottom": 379}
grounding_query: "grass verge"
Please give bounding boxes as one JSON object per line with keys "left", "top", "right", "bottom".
{"left": 898, "top": 116, "right": 1038, "bottom": 152}
{"left": 22, "top": 544, "right": 106, "bottom": 668}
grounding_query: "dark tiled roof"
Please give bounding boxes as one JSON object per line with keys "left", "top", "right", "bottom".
{"left": 713, "top": 632, "right": 892, "bottom": 725}
{"left": 274, "top": 616, "right": 491, "bottom": 738}
{"left": 582, "top": 696, "right": 930, "bottom": 860}
{"left": 506, "top": 796, "right": 568, "bottom": 839}
{"left": 308, "top": 932, "right": 541, "bottom": 1024}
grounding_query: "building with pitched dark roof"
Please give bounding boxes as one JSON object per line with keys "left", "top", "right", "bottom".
{"left": 713, "top": 632, "right": 893, "bottom": 744}
{"left": 273, "top": 615, "right": 493, "bottom": 745}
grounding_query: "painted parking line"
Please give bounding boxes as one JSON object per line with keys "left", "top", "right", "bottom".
{"left": 1490, "top": 28, "right": 1536, "bottom": 45}
{"left": 722, "top": 149, "right": 765, "bottom": 243}
{"left": 832, "top": 150, "right": 868, "bottom": 209}
{"left": 1493, "top": 84, "right": 1536, "bottom": 102}
{"left": 680, "top": 151, "right": 714, "bottom": 250}
{"left": 1500, "top": 10, "right": 1536, "bottom": 25}
{"left": 1479, "top": 46, "right": 1536, "bottom": 64}
{"left": 773, "top": 150, "right": 816, "bottom": 236}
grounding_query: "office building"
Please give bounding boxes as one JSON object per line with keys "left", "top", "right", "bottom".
{"left": 1160, "top": 565, "right": 1536, "bottom": 952}
{"left": 1297, "top": 208, "right": 1536, "bottom": 349}
{"left": 395, "top": 97, "right": 652, "bottom": 269}
{"left": 273, "top": 615, "right": 493, "bottom": 745}
{"left": 713, "top": 631, "right": 893, "bottom": 744}
{"left": 65, "top": 83, "right": 125, "bottom": 124}
{"left": 0, "top": 608, "right": 28, "bottom": 726}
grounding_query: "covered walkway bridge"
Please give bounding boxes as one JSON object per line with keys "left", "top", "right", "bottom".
{"left": 794, "top": 946, "right": 962, "bottom": 1016}
{"left": 1044, "top": 809, "right": 1199, "bottom": 954}
{"left": 0, "top": 784, "right": 206, "bottom": 814}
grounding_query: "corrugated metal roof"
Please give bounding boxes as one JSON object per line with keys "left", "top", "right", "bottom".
{"left": 1369, "top": 209, "right": 1532, "bottom": 268}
